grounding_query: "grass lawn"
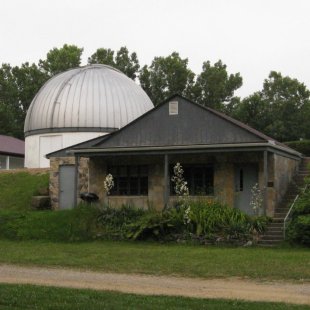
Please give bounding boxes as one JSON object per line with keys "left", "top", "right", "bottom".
{"left": 0, "top": 240, "right": 309, "bottom": 281}
{"left": 0, "top": 171, "right": 49, "bottom": 211}
{"left": 0, "top": 284, "right": 309, "bottom": 310}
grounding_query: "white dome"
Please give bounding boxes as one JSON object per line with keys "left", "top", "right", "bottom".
{"left": 24, "top": 64, "right": 153, "bottom": 136}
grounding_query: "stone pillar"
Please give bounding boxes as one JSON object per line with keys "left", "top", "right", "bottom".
{"left": 163, "top": 154, "right": 169, "bottom": 207}
{"left": 263, "top": 151, "right": 268, "bottom": 216}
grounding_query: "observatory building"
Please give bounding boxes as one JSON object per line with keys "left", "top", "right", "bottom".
{"left": 24, "top": 64, "right": 154, "bottom": 168}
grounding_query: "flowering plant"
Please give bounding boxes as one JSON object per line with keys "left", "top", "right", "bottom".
{"left": 171, "top": 163, "right": 189, "bottom": 196}
{"left": 250, "top": 183, "right": 263, "bottom": 215}
{"left": 171, "top": 163, "right": 190, "bottom": 224}
{"left": 104, "top": 173, "right": 114, "bottom": 195}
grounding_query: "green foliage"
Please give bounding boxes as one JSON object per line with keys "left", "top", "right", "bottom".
{"left": 287, "top": 215, "right": 310, "bottom": 246}
{"left": 0, "top": 63, "right": 48, "bottom": 138}
{"left": 287, "top": 187, "right": 310, "bottom": 246}
{"left": 39, "top": 44, "right": 83, "bottom": 76}
{"left": 88, "top": 46, "right": 140, "bottom": 80}
{"left": 285, "top": 140, "right": 310, "bottom": 156}
{"left": 139, "top": 52, "right": 195, "bottom": 105}
{"left": 126, "top": 211, "right": 175, "bottom": 240}
{"left": 194, "top": 60, "right": 243, "bottom": 111}
{"left": 126, "top": 201, "right": 269, "bottom": 243}
{"left": 0, "top": 204, "right": 100, "bottom": 242}
{"left": 96, "top": 204, "right": 145, "bottom": 239}
{"left": 0, "top": 172, "right": 49, "bottom": 211}
{"left": 234, "top": 71, "right": 310, "bottom": 141}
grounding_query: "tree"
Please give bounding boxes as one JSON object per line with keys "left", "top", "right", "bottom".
{"left": 39, "top": 44, "right": 83, "bottom": 76}
{"left": 0, "top": 62, "right": 48, "bottom": 139}
{"left": 115, "top": 47, "right": 140, "bottom": 80}
{"left": 139, "top": 52, "right": 195, "bottom": 105}
{"left": 88, "top": 48, "right": 115, "bottom": 66}
{"left": 88, "top": 46, "right": 140, "bottom": 80}
{"left": 194, "top": 60, "right": 242, "bottom": 111}
{"left": 234, "top": 71, "right": 310, "bottom": 141}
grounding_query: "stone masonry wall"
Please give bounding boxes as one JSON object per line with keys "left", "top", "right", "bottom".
{"left": 49, "top": 156, "right": 89, "bottom": 209}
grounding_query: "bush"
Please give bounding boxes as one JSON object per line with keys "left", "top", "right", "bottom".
{"left": 126, "top": 211, "right": 175, "bottom": 240}
{"left": 125, "top": 200, "right": 269, "bottom": 244}
{"left": 287, "top": 186, "right": 310, "bottom": 246}
{"left": 287, "top": 215, "right": 310, "bottom": 246}
{"left": 285, "top": 140, "right": 310, "bottom": 156}
{"left": 96, "top": 204, "right": 145, "bottom": 240}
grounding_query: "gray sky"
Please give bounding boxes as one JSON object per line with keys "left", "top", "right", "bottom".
{"left": 1, "top": 0, "right": 309, "bottom": 98}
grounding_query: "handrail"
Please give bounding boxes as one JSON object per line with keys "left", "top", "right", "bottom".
{"left": 283, "top": 183, "right": 309, "bottom": 240}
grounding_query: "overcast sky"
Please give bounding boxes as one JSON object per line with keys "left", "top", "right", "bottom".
{"left": 1, "top": 0, "right": 309, "bottom": 98}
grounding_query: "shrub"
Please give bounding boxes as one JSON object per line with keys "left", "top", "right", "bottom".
{"left": 125, "top": 200, "right": 269, "bottom": 244}
{"left": 126, "top": 211, "right": 175, "bottom": 240}
{"left": 287, "top": 215, "right": 310, "bottom": 246}
{"left": 285, "top": 140, "right": 310, "bottom": 156}
{"left": 96, "top": 204, "right": 145, "bottom": 239}
{"left": 287, "top": 186, "right": 310, "bottom": 246}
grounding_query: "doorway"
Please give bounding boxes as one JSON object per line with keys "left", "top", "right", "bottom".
{"left": 59, "top": 165, "right": 75, "bottom": 209}
{"left": 234, "top": 164, "right": 258, "bottom": 215}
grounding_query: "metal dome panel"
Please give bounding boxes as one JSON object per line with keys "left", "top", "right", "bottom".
{"left": 24, "top": 64, "right": 154, "bottom": 136}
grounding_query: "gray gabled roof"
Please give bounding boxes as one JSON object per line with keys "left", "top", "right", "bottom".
{"left": 48, "top": 95, "right": 301, "bottom": 158}
{"left": 0, "top": 135, "right": 25, "bottom": 156}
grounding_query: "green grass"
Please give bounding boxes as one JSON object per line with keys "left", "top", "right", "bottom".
{"left": 0, "top": 284, "right": 309, "bottom": 310}
{"left": 0, "top": 240, "right": 309, "bottom": 281}
{"left": 0, "top": 172, "right": 49, "bottom": 211}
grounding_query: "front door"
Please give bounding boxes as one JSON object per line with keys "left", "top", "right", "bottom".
{"left": 234, "top": 164, "right": 258, "bottom": 215}
{"left": 59, "top": 165, "right": 75, "bottom": 209}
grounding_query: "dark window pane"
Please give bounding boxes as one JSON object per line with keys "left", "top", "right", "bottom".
{"left": 140, "top": 166, "right": 148, "bottom": 176}
{"left": 110, "top": 176, "right": 119, "bottom": 195}
{"left": 129, "top": 177, "right": 139, "bottom": 195}
{"left": 107, "top": 165, "right": 148, "bottom": 196}
{"left": 119, "top": 177, "right": 128, "bottom": 194}
{"left": 119, "top": 166, "right": 127, "bottom": 177}
{"left": 130, "top": 166, "right": 138, "bottom": 177}
{"left": 140, "top": 177, "right": 148, "bottom": 195}
{"left": 170, "top": 165, "right": 214, "bottom": 196}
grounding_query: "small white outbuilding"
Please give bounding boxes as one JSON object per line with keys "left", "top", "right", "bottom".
{"left": 24, "top": 64, "right": 154, "bottom": 168}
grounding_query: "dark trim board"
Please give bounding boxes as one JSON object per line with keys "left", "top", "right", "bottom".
{"left": 25, "top": 127, "right": 118, "bottom": 137}
{"left": 69, "top": 143, "right": 301, "bottom": 160}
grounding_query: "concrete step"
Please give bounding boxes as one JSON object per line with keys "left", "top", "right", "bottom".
{"left": 259, "top": 240, "right": 283, "bottom": 246}
{"left": 271, "top": 218, "right": 285, "bottom": 223}
{"left": 268, "top": 223, "right": 283, "bottom": 228}
{"left": 264, "top": 233, "right": 283, "bottom": 238}
{"left": 274, "top": 212, "right": 288, "bottom": 216}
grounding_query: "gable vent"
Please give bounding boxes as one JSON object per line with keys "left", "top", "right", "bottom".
{"left": 169, "top": 101, "right": 178, "bottom": 115}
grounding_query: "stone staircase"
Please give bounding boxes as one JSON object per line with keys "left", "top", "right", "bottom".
{"left": 259, "top": 157, "right": 310, "bottom": 246}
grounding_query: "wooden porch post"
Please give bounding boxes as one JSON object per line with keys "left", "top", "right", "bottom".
{"left": 263, "top": 151, "right": 268, "bottom": 215}
{"left": 164, "top": 154, "right": 169, "bottom": 207}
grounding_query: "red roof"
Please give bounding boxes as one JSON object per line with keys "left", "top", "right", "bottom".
{"left": 0, "top": 135, "right": 25, "bottom": 156}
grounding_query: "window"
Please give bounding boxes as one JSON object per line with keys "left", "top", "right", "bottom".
{"left": 170, "top": 165, "right": 214, "bottom": 195}
{"left": 108, "top": 165, "right": 148, "bottom": 195}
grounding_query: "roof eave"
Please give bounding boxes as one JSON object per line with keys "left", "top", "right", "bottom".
{"left": 66, "top": 141, "right": 302, "bottom": 158}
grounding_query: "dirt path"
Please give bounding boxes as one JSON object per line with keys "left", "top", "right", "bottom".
{"left": 0, "top": 264, "right": 309, "bottom": 305}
